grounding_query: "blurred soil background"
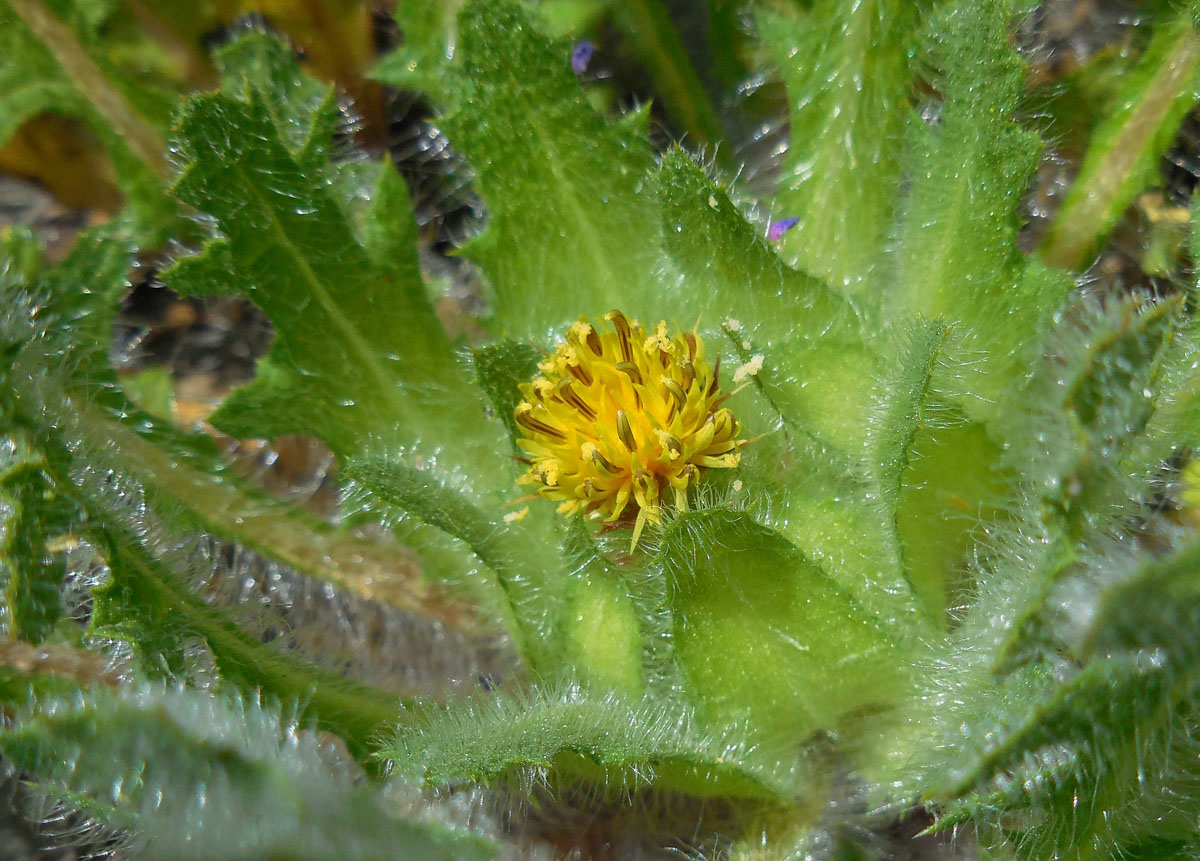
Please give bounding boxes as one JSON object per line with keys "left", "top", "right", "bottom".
{"left": 1, "top": 0, "right": 1197, "bottom": 858}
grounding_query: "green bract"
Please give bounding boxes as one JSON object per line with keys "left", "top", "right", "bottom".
{"left": 2, "top": 0, "right": 1200, "bottom": 856}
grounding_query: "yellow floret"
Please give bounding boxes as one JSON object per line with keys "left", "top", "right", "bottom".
{"left": 513, "top": 310, "right": 748, "bottom": 550}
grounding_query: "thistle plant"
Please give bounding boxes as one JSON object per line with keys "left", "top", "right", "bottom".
{"left": 2, "top": 0, "right": 1200, "bottom": 858}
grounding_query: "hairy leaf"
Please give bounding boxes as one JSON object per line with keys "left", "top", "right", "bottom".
{"left": 379, "top": 0, "right": 672, "bottom": 339}
{"left": 657, "top": 150, "right": 929, "bottom": 628}
{"left": 656, "top": 508, "right": 906, "bottom": 753}
{"left": 383, "top": 683, "right": 797, "bottom": 802}
{"left": 171, "top": 95, "right": 484, "bottom": 465}
{"left": 934, "top": 533, "right": 1200, "bottom": 859}
{"left": 470, "top": 341, "right": 543, "bottom": 446}
{"left": 373, "top": 0, "right": 465, "bottom": 97}
{"left": 891, "top": 0, "right": 1068, "bottom": 416}
{"left": 657, "top": 148, "right": 867, "bottom": 447}
{"left": 1, "top": 686, "right": 492, "bottom": 860}
{"left": 3, "top": 223, "right": 464, "bottom": 624}
{"left": 0, "top": 230, "right": 423, "bottom": 759}
{"left": 761, "top": 0, "right": 921, "bottom": 290}
{"left": 169, "top": 38, "right": 503, "bottom": 484}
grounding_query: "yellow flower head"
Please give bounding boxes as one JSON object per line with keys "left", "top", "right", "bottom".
{"left": 514, "top": 311, "right": 747, "bottom": 549}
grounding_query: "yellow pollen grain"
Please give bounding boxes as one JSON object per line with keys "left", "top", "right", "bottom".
{"left": 733, "top": 354, "right": 764, "bottom": 383}
{"left": 504, "top": 506, "right": 530, "bottom": 524}
{"left": 643, "top": 320, "right": 675, "bottom": 355}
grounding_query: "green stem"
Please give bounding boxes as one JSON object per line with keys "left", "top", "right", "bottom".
{"left": 611, "top": 0, "right": 724, "bottom": 150}
{"left": 1040, "top": 14, "right": 1200, "bottom": 270}
{"left": 7, "top": 0, "right": 169, "bottom": 179}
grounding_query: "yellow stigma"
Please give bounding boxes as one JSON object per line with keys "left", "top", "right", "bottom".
{"left": 514, "top": 311, "right": 747, "bottom": 550}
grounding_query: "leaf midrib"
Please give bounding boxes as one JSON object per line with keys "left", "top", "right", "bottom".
{"left": 229, "top": 157, "right": 405, "bottom": 431}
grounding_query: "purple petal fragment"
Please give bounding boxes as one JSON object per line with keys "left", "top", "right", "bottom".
{"left": 768, "top": 217, "right": 800, "bottom": 242}
{"left": 571, "top": 40, "right": 594, "bottom": 74}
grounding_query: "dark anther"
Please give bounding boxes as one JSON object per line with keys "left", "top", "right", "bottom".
{"left": 616, "top": 410, "right": 637, "bottom": 451}
{"left": 608, "top": 310, "right": 633, "bottom": 363}
{"left": 557, "top": 378, "right": 596, "bottom": 419}
{"left": 567, "top": 361, "right": 593, "bottom": 386}
{"left": 662, "top": 379, "right": 687, "bottom": 412}
{"left": 591, "top": 448, "right": 619, "bottom": 474}
{"left": 585, "top": 327, "right": 603, "bottom": 356}
{"left": 616, "top": 361, "right": 643, "bottom": 385}
{"left": 516, "top": 407, "right": 566, "bottom": 441}
{"left": 680, "top": 361, "right": 696, "bottom": 390}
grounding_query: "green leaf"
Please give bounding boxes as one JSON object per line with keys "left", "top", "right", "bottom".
{"left": 470, "top": 341, "right": 543, "bottom": 445}
{"left": 656, "top": 147, "right": 866, "bottom": 447}
{"left": 347, "top": 452, "right": 597, "bottom": 678}
{"left": 0, "top": 0, "right": 175, "bottom": 241}
{"left": 862, "top": 319, "right": 1016, "bottom": 619}
{"left": 346, "top": 455, "right": 539, "bottom": 635}
{"left": 656, "top": 507, "right": 906, "bottom": 752}
{"left": 890, "top": 0, "right": 1065, "bottom": 410}
{"left": 168, "top": 92, "right": 499, "bottom": 478}
{"left": 933, "top": 533, "right": 1200, "bottom": 859}
{"left": 359, "top": 158, "right": 427, "bottom": 285}
{"left": 868, "top": 319, "right": 951, "bottom": 510}
{"left": 0, "top": 230, "right": 428, "bottom": 760}
{"left": 1, "top": 686, "right": 493, "bottom": 860}
{"left": 976, "top": 296, "right": 1183, "bottom": 673}
{"left": 84, "top": 507, "right": 400, "bottom": 759}
{"left": 893, "top": 0, "right": 1038, "bottom": 311}
{"left": 868, "top": 320, "right": 959, "bottom": 616}
{"left": 214, "top": 30, "right": 339, "bottom": 164}
{"left": 3, "top": 226, "right": 465, "bottom": 624}
{"left": 169, "top": 28, "right": 498, "bottom": 470}
{"left": 374, "top": 0, "right": 466, "bottom": 98}
{"left": 383, "top": 683, "right": 797, "bottom": 802}
{"left": 378, "top": 0, "right": 672, "bottom": 339}
{"left": 0, "top": 432, "right": 79, "bottom": 643}
{"left": 1041, "top": 12, "right": 1200, "bottom": 270}
{"left": 557, "top": 524, "right": 644, "bottom": 696}
{"left": 761, "top": 0, "right": 922, "bottom": 290}
{"left": 1020, "top": 295, "right": 1181, "bottom": 538}
{"left": 656, "top": 150, "right": 928, "bottom": 628}
{"left": 893, "top": 418, "right": 1010, "bottom": 617}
